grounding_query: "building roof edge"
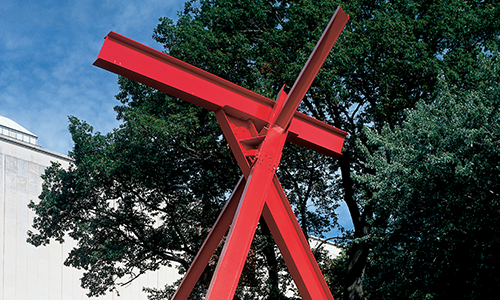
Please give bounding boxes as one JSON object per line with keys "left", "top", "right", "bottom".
{"left": 0, "top": 115, "right": 37, "bottom": 137}
{"left": 0, "top": 134, "right": 73, "bottom": 163}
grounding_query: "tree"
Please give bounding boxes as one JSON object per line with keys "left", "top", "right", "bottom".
{"left": 153, "top": 1, "right": 500, "bottom": 298}
{"left": 29, "top": 0, "right": 500, "bottom": 299}
{"left": 359, "top": 53, "right": 500, "bottom": 299}
{"left": 29, "top": 94, "right": 242, "bottom": 297}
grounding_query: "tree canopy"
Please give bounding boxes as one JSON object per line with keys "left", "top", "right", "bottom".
{"left": 360, "top": 53, "right": 500, "bottom": 299}
{"left": 29, "top": 98, "right": 240, "bottom": 297}
{"left": 28, "top": 0, "right": 500, "bottom": 299}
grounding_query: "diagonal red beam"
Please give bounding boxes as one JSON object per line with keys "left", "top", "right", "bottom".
{"left": 171, "top": 176, "right": 245, "bottom": 300}
{"left": 262, "top": 177, "right": 334, "bottom": 300}
{"left": 215, "top": 109, "right": 334, "bottom": 300}
{"left": 93, "top": 32, "right": 347, "bottom": 158}
{"left": 205, "top": 125, "right": 290, "bottom": 300}
{"left": 270, "top": 6, "right": 349, "bottom": 129}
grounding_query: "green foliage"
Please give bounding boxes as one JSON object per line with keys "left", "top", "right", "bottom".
{"left": 333, "top": 0, "right": 500, "bottom": 130}
{"left": 28, "top": 93, "right": 239, "bottom": 296}
{"left": 278, "top": 144, "right": 341, "bottom": 238}
{"left": 326, "top": 1, "right": 499, "bottom": 298}
{"left": 359, "top": 53, "right": 500, "bottom": 299}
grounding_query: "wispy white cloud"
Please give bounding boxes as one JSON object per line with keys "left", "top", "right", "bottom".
{"left": 0, "top": 0, "right": 184, "bottom": 154}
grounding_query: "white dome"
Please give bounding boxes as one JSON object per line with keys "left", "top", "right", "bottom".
{"left": 0, "top": 115, "right": 38, "bottom": 145}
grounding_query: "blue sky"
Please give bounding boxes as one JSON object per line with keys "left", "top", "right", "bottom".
{"left": 1, "top": 0, "right": 352, "bottom": 237}
{"left": 1, "top": 0, "right": 184, "bottom": 154}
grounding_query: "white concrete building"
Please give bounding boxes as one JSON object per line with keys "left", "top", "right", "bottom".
{"left": 0, "top": 116, "right": 180, "bottom": 300}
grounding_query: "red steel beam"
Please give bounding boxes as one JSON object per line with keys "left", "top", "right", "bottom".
{"left": 171, "top": 176, "right": 245, "bottom": 300}
{"left": 271, "top": 6, "right": 349, "bottom": 129}
{"left": 215, "top": 109, "right": 334, "bottom": 300}
{"left": 93, "top": 32, "right": 347, "bottom": 158}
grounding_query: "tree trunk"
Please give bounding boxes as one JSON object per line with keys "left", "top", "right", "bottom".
{"left": 339, "top": 154, "right": 370, "bottom": 300}
{"left": 344, "top": 231, "right": 370, "bottom": 300}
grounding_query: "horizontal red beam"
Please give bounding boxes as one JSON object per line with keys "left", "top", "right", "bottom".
{"left": 94, "top": 32, "right": 347, "bottom": 157}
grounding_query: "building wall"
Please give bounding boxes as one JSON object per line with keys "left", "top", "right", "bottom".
{"left": 0, "top": 135, "right": 181, "bottom": 300}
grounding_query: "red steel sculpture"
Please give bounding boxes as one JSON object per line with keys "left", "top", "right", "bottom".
{"left": 94, "top": 6, "right": 349, "bottom": 300}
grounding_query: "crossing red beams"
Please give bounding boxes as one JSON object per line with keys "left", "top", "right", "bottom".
{"left": 94, "top": 6, "right": 349, "bottom": 300}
